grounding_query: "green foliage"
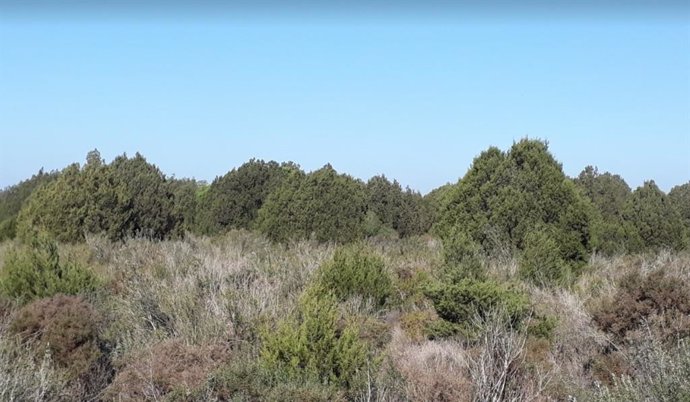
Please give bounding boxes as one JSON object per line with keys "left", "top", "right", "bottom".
{"left": 16, "top": 150, "right": 178, "bottom": 242}
{"left": 0, "top": 169, "right": 58, "bottom": 241}
{"left": 575, "top": 166, "right": 634, "bottom": 255}
{"left": 622, "top": 181, "right": 686, "bottom": 252}
{"left": 0, "top": 236, "right": 98, "bottom": 303}
{"left": 366, "top": 175, "right": 432, "bottom": 238}
{"left": 196, "top": 159, "right": 292, "bottom": 235}
{"left": 260, "top": 286, "right": 369, "bottom": 389}
{"left": 425, "top": 278, "right": 529, "bottom": 330}
{"left": 315, "top": 243, "right": 393, "bottom": 307}
{"left": 441, "top": 227, "right": 485, "bottom": 280}
{"left": 436, "top": 139, "right": 595, "bottom": 271}
{"left": 519, "top": 228, "right": 571, "bottom": 287}
{"left": 257, "top": 164, "right": 368, "bottom": 243}
{"left": 669, "top": 182, "right": 690, "bottom": 237}
{"left": 167, "top": 178, "right": 202, "bottom": 235}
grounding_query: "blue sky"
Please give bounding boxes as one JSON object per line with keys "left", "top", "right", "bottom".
{"left": 1, "top": 7, "right": 689, "bottom": 193}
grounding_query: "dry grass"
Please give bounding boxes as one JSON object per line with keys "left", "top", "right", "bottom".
{"left": 0, "top": 234, "right": 688, "bottom": 401}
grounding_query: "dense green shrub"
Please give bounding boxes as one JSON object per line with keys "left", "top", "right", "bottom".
{"left": 441, "top": 227, "right": 485, "bottom": 280}
{"left": 436, "top": 139, "right": 595, "bottom": 270}
{"left": 196, "top": 159, "right": 293, "bottom": 235}
{"left": 575, "top": 166, "right": 632, "bottom": 255}
{"left": 315, "top": 244, "right": 392, "bottom": 307}
{"left": 260, "top": 286, "right": 369, "bottom": 389}
{"left": 16, "top": 150, "right": 178, "bottom": 242}
{"left": 257, "top": 164, "right": 368, "bottom": 243}
{"left": 519, "top": 228, "right": 571, "bottom": 286}
{"left": 9, "top": 294, "right": 105, "bottom": 377}
{"left": 0, "top": 169, "right": 58, "bottom": 241}
{"left": 192, "top": 359, "right": 344, "bottom": 402}
{"left": 622, "top": 181, "right": 687, "bottom": 252}
{"left": 425, "top": 278, "right": 529, "bottom": 330}
{"left": 0, "top": 236, "right": 99, "bottom": 304}
{"left": 669, "top": 182, "right": 690, "bottom": 236}
{"left": 366, "top": 175, "right": 432, "bottom": 238}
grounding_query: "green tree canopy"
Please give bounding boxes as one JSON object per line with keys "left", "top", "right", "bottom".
{"left": 195, "top": 159, "right": 291, "bottom": 234}
{"left": 669, "top": 182, "right": 690, "bottom": 235}
{"left": 257, "top": 164, "right": 367, "bottom": 243}
{"left": 0, "top": 169, "right": 58, "bottom": 241}
{"left": 622, "top": 181, "right": 686, "bottom": 252}
{"left": 436, "top": 139, "right": 595, "bottom": 269}
{"left": 574, "top": 166, "right": 633, "bottom": 255}
{"left": 16, "top": 150, "right": 178, "bottom": 242}
{"left": 366, "top": 175, "right": 432, "bottom": 238}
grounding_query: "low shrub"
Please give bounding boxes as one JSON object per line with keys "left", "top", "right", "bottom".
{"left": 260, "top": 286, "right": 369, "bottom": 390}
{"left": 9, "top": 294, "right": 105, "bottom": 378}
{"left": 519, "top": 229, "right": 571, "bottom": 287}
{"left": 104, "top": 339, "right": 229, "bottom": 401}
{"left": 592, "top": 268, "right": 690, "bottom": 343}
{"left": 315, "top": 243, "right": 392, "bottom": 307}
{"left": 191, "top": 358, "right": 345, "bottom": 402}
{"left": 0, "top": 236, "right": 99, "bottom": 304}
{"left": 425, "top": 278, "right": 529, "bottom": 333}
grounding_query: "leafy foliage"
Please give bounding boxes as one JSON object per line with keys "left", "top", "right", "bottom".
{"left": 366, "top": 175, "right": 432, "bottom": 238}
{"left": 0, "top": 236, "right": 98, "bottom": 304}
{"left": 257, "top": 164, "right": 368, "bottom": 243}
{"left": 260, "top": 286, "right": 369, "bottom": 389}
{"left": 315, "top": 243, "right": 392, "bottom": 307}
{"left": 0, "top": 169, "right": 58, "bottom": 241}
{"left": 16, "top": 150, "right": 179, "bottom": 242}
{"left": 196, "top": 159, "right": 292, "bottom": 234}
{"left": 669, "top": 182, "right": 690, "bottom": 237}
{"left": 436, "top": 139, "right": 595, "bottom": 272}
{"left": 425, "top": 278, "right": 529, "bottom": 330}
{"left": 519, "top": 228, "right": 571, "bottom": 287}
{"left": 622, "top": 181, "right": 686, "bottom": 252}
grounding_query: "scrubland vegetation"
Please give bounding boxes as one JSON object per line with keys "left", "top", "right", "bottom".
{"left": 1, "top": 139, "right": 689, "bottom": 401}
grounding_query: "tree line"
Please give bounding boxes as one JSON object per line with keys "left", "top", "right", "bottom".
{"left": 1, "top": 140, "right": 688, "bottom": 260}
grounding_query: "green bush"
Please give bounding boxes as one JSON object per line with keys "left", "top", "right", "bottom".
{"left": 0, "top": 236, "right": 98, "bottom": 304}
{"left": 260, "top": 286, "right": 369, "bottom": 390}
{"left": 257, "top": 164, "right": 368, "bottom": 243}
{"left": 425, "top": 278, "right": 529, "bottom": 330}
{"left": 436, "top": 139, "right": 595, "bottom": 266}
{"left": 315, "top": 244, "right": 393, "bottom": 307}
{"left": 195, "top": 159, "right": 291, "bottom": 235}
{"left": 519, "top": 229, "right": 571, "bottom": 287}
{"left": 441, "top": 228, "right": 485, "bottom": 280}
{"left": 622, "top": 181, "right": 687, "bottom": 252}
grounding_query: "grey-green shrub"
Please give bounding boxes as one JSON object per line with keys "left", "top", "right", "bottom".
{"left": 315, "top": 243, "right": 393, "bottom": 307}
{"left": 260, "top": 286, "right": 369, "bottom": 389}
{"left": 0, "top": 236, "right": 98, "bottom": 304}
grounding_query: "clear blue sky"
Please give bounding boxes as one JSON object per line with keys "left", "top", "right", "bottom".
{"left": 1, "top": 4, "right": 689, "bottom": 193}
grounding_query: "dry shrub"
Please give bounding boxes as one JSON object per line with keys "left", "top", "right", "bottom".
{"left": 529, "top": 287, "right": 608, "bottom": 397}
{"left": 105, "top": 339, "right": 230, "bottom": 401}
{"left": 387, "top": 327, "right": 473, "bottom": 402}
{"left": 466, "top": 313, "right": 551, "bottom": 402}
{"left": 10, "top": 294, "right": 104, "bottom": 377}
{"left": 592, "top": 267, "right": 690, "bottom": 343}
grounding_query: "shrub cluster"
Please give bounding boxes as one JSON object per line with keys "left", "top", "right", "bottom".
{"left": 260, "top": 286, "right": 369, "bottom": 391}
{"left": 0, "top": 236, "right": 98, "bottom": 304}
{"left": 314, "top": 243, "right": 393, "bottom": 307}
{"left": 592, "top": 268, "right": 690, "bottom": 343}
{"left": 9, "top": 294, "right": 106, "bottom": 378}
